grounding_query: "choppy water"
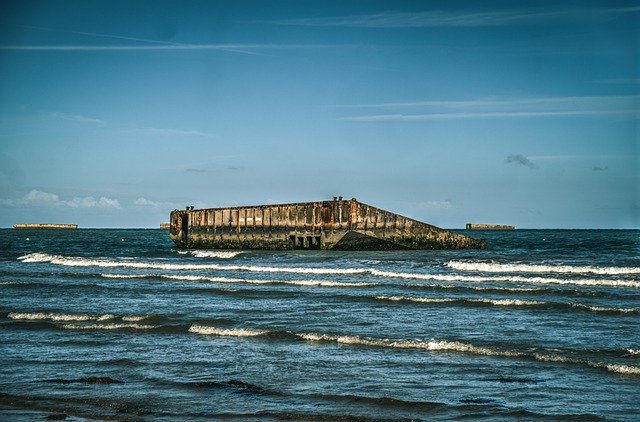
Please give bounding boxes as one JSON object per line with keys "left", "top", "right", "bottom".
{"left": 1, "top": 229, "right": 639, "bottom": 421}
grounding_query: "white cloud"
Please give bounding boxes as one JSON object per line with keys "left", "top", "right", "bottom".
{"left": 267, "top": 7, "right": 640, "bottom": 28}
{"left": 50, "top": 112, "right": 103, "bottom": 124}
{"left": 129, "top": 126, "right": 216, "bottom": 139}
{"left": 0, "top": 189, "right": 120, "bottom": 209}
{"left": 423, "top": 201, "right": 453, "bottom": 209}
{"left": 24, "top": 189, "right": 60, "bottom": 204}
{"left": 134, "top": 197, "right": 160, "bottom": 207}
{"left": 63, "top": 196, "right": 121, "bottom": 209}
{"left": 337, "top": 95, "right": 639, "bottom": 121}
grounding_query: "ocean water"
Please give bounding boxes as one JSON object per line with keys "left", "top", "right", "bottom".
{"left": 0, "top": 228, "right": 639, "bottom": 421}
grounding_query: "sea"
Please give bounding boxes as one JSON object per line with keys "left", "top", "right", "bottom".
{"left": 0, "top": 228, "right": 639, "bottom": 421}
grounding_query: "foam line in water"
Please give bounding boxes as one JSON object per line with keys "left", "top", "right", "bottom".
{"left": 100, "top": 273, "right": 376, "bottom": 287}
{"left": 375, "top": 295, "right": 545, "bottom": 307}
{"left": 8, "top": 311, "right": 156, "bottom": 325}
{"left": 372, "top": 269, "right": 640, "bottom": 288}
{"left": 8, "top": 312, "right": 114, "bottom": 322}
{"left": 189, "top": 324, "right": 640, "bottom": 376}
{"left": 189, "top": 324, "right": 268, "bottom": 337}
{"left": 178, "top": 250, "right": 244, "bottom": 259}
{"left": 447, "top": 260, "right": 640, "bottom": 275}
{"left": 20, "top": 253, "right": 640, "bottom": 288}
{"left": 375, "top": 296, "right": 638, "bottom": 314}
{"left": 20, "top": 253, "right": 367, "bottom": 275}
{"left": 62, "top": 323, "right": 159, "bottom": 330}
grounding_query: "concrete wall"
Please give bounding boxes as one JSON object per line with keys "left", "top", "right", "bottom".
{"left": 170, "top": 199, "right": 486, "bottom": 250}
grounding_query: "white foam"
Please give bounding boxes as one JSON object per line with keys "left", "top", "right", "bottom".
{"left": 570, "top": 303, "right": 638, "bottom": 314}
{"left": 185, "top": 324, "right": 640, "bottom": 375}
{"left": 178, "top": 250, "right": 244, "bottom": 259}
{"left": 298, "top": 332, "right": 520, "bottom": 358}
{"left": 188, "top": 324, "right": 268, "bottom": 337}
{"left": 447, "top": 260, "right": 640, "bottom": 276}
{"left": 100, "top": 274, "right": 143, "bottom": 279}
{"left": 20, "top": 253, "right": 367, "bottom": 275}
{"left": 9, "top": 312, "right": 98, "bottom": 322}
{"left": 99, "top": 273, "right": 376, "bottom": 288}
{"left": 62, "top": 323, "right": 159, "bottom": 330}
{"left": 375, "top": 296, "right": 543, "bottom": 307}
{"left": 372, "top": 269, "right": 640, "bottom": 288}
{"left": 122, "top": 315, "right": 149, "bottom": 322}
{"left": 627, "top": 349, "right": 640, "bottom": 356}
{"left": 591, "top": 362, "right": 640, "bottom": 375}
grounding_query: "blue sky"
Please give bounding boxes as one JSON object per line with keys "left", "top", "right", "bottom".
{"left": 0, "top": 1, "right": 638, "bottom": 228}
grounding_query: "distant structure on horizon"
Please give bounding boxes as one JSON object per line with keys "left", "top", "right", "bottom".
{"left": 466, "top": 223, "right": 515, "bottom": 230}
{"left": 13, "top": 224, "right": 78, "bottom": 230}
{"left": 170, "top": 197, "right": 486, "bottom": 250}
{"left": 160, "top": 223, "right": 170, "bottom": 230}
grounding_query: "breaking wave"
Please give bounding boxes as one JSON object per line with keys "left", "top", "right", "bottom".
{"left": 373, "top": 296, "right": 638, "bottom": 314}
{"left": 189, "top": 324, "right": 268, "bottom": 337}
{"left": 8, "top": 312, "right": 115, "bottom": 322}
{"left": 178, "top": 250, "right": 244, "bottom": 259}
{"left": 371, "top": 269, "right": 640, "bottom": 288}
{"left": 189, "top": 324, "right": 640, "bottom": 376}
{"left": 8, "top": 311, "right": 156, "bottom": 326}
{"left": 62, "top": 323, "right": 159, "bottom": 330}
{"left": 21, "top": 253, "right": 639, "bottom": 289}
{"left": 19, "top": 253, "right": 367, "bottom": 275}
{"left": 100, "top": 273, "right": 376, "bottom": 287}
{"left": 375, "top": 295, "right": 545, "bottom": 307}
{"left": 447, "top": 261, "right": 640, "bottom": 276}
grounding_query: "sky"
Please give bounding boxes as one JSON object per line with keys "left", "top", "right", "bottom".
{"left": 0, "top": 0, "right": 638, "bottom": 228}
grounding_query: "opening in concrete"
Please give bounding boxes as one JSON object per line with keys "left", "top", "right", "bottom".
{"left": 290, "top": 235, "right": 322, "bottom": 250}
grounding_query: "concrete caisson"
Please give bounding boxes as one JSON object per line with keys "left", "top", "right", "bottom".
{"left": 170, "top": 198, "right": 486, "bottom": 250}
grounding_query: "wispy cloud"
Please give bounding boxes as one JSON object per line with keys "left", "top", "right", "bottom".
{"left": 129, "top": 126, "right": 216, "bottom": 138}
{"left": 338, "top": 95, "right": 639, "bottom": 121}
{"left": 1, "top": 189, "right": 121, "bottom": 209}
{"left": 599, "top": 78, "right": 640, "bottom": 85}
{"left": 0, "top": 44, "right": 352, "bottom": 54}
{"left": 50, "top": 112, "right": 103, "bottom": 124}
{"left": 266, "top": 7, "right": 640, "bottom": 28}
{"left": 505, "top": 154, "right": 536, "bottom": 169}
{"left": 421, "top": 200, "right": 453, "bottom": 209}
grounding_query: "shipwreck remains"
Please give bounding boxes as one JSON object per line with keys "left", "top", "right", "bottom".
{"left": 170, "top": 197, "right": 485, "bottom": 250}
{"left": 14, "top": 224, "right": 78, "bottom": 229}
{"left": 466, "top": 224, "right": 515, "bottom": 230}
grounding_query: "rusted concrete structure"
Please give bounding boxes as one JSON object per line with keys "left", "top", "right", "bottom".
{"left": 170, "top": 198, "right": 485, "bottom": 250}
{"left": 466, "top": 223, "right": 515, "bottom": 230}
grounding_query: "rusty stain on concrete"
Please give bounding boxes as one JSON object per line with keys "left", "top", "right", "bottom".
{"left": 170, "top": 198, "right": 486, "bottom": 250}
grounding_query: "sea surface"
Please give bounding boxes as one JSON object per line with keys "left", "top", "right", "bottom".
{"left": 1, "top": 229, "right": 639, "bottom": 421}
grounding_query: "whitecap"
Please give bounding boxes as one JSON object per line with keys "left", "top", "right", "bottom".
{"left": 447, "top": 260, "right": 640, "bottom": 276}
{"left": 188, "top": 324, "right": 268, "bottom": 337}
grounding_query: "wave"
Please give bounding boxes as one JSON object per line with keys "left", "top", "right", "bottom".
{"left": 178, "top": 250, "right": 244, "bottom": 259}
{"left": 8, "top": 312, "right": 115, "bottom": 322}
{"left": 189, "top": 324, "right": 268, "bottom": 337}
{"left": 100, "top": 273, "right": 376, "bottom": 287}
{"left": 20, "top": 253, "right": 368, "bottom": 275}
{"left": 7, "top": 311, "right": 160, "bottom": 328}
{"left": 374, "top": 295, "right": 638, "bottom": 314}
{"left": 375, "top": 295, "right": 545, "bottom": 307}
{"left": 448, "top": 260, "right": 640, "bottom": 276}
{"left": 62, "top": 323, "right": 159, "bottom": 330}
{"left": 189, "top": 324, "right": 640, "bottom": 376}
{"left": 372, "top": 269, "right": 640, "bottom": 288}
{"left": 19, "top": 253, "right": 640, "bottom": 289}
